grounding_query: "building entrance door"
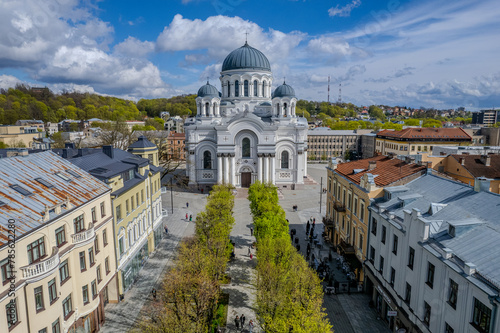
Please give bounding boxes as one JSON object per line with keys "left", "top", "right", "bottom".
{"left": 241, "top": 172, "right": 251, "bottom": 187}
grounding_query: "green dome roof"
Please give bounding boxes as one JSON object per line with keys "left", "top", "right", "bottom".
{"left": 222, "top": 42, "right": 271, "bottom": 72}
{"left": 272, "top": 82, "right": 296, "bottom": 98}
{"left": 197, "top": 82, "right": 220, "bottom": 97}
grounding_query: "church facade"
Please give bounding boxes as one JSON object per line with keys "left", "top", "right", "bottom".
{"left": 185, "top": 42, "right": 308, "bottom": 189}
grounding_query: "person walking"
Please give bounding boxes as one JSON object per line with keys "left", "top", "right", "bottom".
{"left": 185, "top": 213, "right": 188, "bottom": 220}
{"left": 151, "top": 288, "right": 156, "bottom": 300}
{"left": 164, "top": 226, "right": 168, "bottom": 235}
{"left": 189, "top": 214, "right": 192, "bottom": 221}
{"left": 250, "top": 227, "right": 253, "bottom": 236}
{"left": 186, "top": 202, "right": 189, "bottom": 208}
{"left": 240, "top": 314, "right": 245, "bottom": 328}
{"left": 249, "top": 319, "right": 254, "bottom": 333}
{"left": 235, "top": 315, "right": 240, "bottom": 330}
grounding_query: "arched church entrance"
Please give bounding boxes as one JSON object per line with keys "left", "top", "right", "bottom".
{"left": 240, "top": 166, "right": 253, "bottom": 188}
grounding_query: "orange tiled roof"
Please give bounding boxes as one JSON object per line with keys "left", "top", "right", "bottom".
{"left": 377, "top": 127, "right": 471, "bottom": 140}
{"left": 451, "top": 154, "right": 500, "bottom": 179}
{"left": 168, "top": 132, "right": 186, "bottom": 139}
{"left": 335, "top": 155, "right": 427, "bottom": 187}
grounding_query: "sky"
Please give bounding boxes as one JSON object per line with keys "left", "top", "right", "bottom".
{"left": 0, "top": 0, "right": 499, "bottom": 110}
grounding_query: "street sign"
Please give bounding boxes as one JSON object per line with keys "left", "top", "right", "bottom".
{"left": 387, "top": 311, "right": 397, "bottom": 316}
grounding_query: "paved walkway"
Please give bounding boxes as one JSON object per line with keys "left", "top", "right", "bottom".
{"left": 101, "top": 190, "right": 205, "bottom": 332}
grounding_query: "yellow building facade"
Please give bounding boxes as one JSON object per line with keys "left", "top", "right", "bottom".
{"left": 0, "top": 151, "right": 118, "bottom": 333}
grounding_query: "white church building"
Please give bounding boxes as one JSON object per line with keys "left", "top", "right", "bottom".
{"left": 185, "top": 42, "right": 308, "bottom": 189}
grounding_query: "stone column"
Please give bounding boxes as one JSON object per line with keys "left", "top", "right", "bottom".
{"left": 231, "top": 155, "right": 236, "bottom": 186}
{"left": 230, "top": 81, "right": 235, "bottom": 97}
{"left": 270, "top": 154, "right": 276, "bottom": 184}
{"left": 264, "top": 155, "right": 269, "bottom": 183}
{"left": 218, "top": 155, "right": 223, "bottom": 183}
{"left": 209, "top": 102, "right": 213, "bottom": 117}
{"left": 188, "top": 151, "right": 196, "bottom": 184}
{"left": 224, "top": 156, "right": 229, "bottom": 184}
{"left": 258, "top": 154, "right": 263, "bottom": 182}
{"left": 304, "top": 151, "right": 308, "bottom": 177}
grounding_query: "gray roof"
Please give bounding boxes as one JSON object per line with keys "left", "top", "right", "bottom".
{"left": 0, "top": 151, "right": 110, "bottom": 247}
{"left": 374, "top": 173, "right": 500, "bottom": 290}
{"left": 197, "top": 81, "right": 220, "bottom": 97}
{"left": 272, "top": 82, "right": 296, "bottom": 98}
{"left": 128, "top": 135, "right": 157, "bottom": 148}
{"left": 222, "top": 42, "right": 271, "bottom": 72}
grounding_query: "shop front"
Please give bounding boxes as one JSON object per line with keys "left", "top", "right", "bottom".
{"left": 154, "top": 223, "right": 164, "bottom": 248}
{"left": 121, "top": 242, "right": 149, "bottom": 292}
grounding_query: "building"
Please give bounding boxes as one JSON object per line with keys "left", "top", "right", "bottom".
{"left": 0, "top": 151, "right": 118, "bottom": 333}
{"left": 472, "top": 109, "right": 500, "bottom": 125}
{"left": 32, "top": 137, "right": 54, "bottom": 150}
{"left": 15, "top": 119, "right": 45, "bottom": 131}
{"left": 365, "top": 174, "right": 500, "bottom": 333}
{"left": 61, "top": 131, "right": 85, "bottom": 142}
{"left": 375, "top": 128, "right": 472, "bottom": 156}
{"left": 58, "top": 119, "right": 89, "bottom": 132}
{"left": 307, "top": 128, "right": 374, "bottom": 160}
{"left": 54, "top": 137, "right": 164, "bottom": 297}
{"left": 325, "top": 155, "right": 427, "bottom": 283}
{"left": 0, "top": 125, "right": 43, "bottom": 147}
{"left": 164, "top": 116, "right": 184, "bottom": 133}
{"left": 46, "top": 122, "right": 59, "bottom": 135}
{"left": 167, "top": 132, "right": 185, "bottom": 161}
{"left": 185, "top": 42, "right": 308, "bottom": 189}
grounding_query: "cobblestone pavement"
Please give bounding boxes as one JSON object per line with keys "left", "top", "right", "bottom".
{"left": 101, "top": 190, "right": 204, "bottom": 332}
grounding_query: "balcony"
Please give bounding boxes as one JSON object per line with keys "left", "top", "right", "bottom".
{"left": 20, "top": 247, "right": 60, "bottom": 281}
{"left": 323, "top": 217, "right": 334, "bottom": 226}
{"left": 333, "top": 201, "right": 346, "bottom": 212}
{"left": 71, "top": 223, "right": 95, "bottom": 245}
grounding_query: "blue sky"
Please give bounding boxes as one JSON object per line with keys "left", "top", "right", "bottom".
{"left": 1, "top": 0, "right": 499, "bottom": 110}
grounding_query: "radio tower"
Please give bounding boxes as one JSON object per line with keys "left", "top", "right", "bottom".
{"left": 327, "top": 76, "right": 330, "bottom": 103}
{"left": 338, "top": 83, "right": 342, "bottom": 104}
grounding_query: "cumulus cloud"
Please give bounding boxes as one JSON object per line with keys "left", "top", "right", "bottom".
{"left": 156, "top": 15, "right": 305, "bottom": 65}
{"left": 114, "top": 37, "right": 155, "bottom": 58}
{"left": 328, "top": 0, "right": 361, "bottom": 17}
{"left": 0, "top": 75, "right": 25, "bottom": 89}
{"left": 306, "top": 36, "right": 368, "bottom": 64}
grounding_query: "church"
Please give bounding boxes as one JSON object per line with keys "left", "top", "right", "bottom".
{"left": 185, "top": 42, "right": 308, "bottom": 189}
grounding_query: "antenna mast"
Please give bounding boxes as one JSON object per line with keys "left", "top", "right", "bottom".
{"left": 338, "top": 83, "right": 342, "bottom": 104}
{"left": 327, "top": 76, "right": 330, "bottom": 103}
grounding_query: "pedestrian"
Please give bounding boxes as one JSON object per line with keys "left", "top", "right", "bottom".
{"left": 151, "top": 288, "right": 156, "bottom": 300}
{"left": 185, "top": 213, "right": 188, "bottom": 220}
{"left": 240, "top": 314, "right": 245, "bottom": 327}
{"left": 250, "top": 252, "right": 253, "bottom": 260}
{"left": 186, "top": 202, "right": 189, "bottom": 208}
{"left": 164, "top": 226, "right": 168, "bottom": 234}
{"left": 249, "top": 319, "right": 254, "bottom": 333}
{"left": 189, "top": 214, "right": 192, "bottom": 221}
{"left": 313, "top": 218, "right": 316, "bottom": 225}
{"left": 248, "top": 246, "right": 252, "bottom": 256}
{"left": 250, "top": 227, "right": 253, "bottom": 236}
{"left": 235, "top": 315, "right": 240, "bottom": 330}
{"left": 306, "top": 220, "right": 310, "bottom": 229}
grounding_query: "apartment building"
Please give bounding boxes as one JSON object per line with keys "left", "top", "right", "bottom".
{"left": 0, "top": 151, "right": 117, "bottom": 333}
{"left": 167, "top": 132, "right": 186, "bottom": 161}
{"left": 325, "top": 155, "right": 427, "bottom": 283}
{"left": 375, "top": 128, "right": 472, "bottom": 156}
{"left": 365, "top": 174, "right": 500, "bottom": 333}
{"left": 0, "top": 125, "right": 43, "bottom": 148}
{"left": 307, "top": 128, "right": 373, "bottom": 160}
{"left": 55, "top": 136, "right": 164, "bottom": 298}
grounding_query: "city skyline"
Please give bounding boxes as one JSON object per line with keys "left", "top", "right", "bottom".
{"left": 0, "top": 0, "right": 499, "bottom": 110}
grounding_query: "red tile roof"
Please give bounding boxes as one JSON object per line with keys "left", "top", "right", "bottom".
{"left": 377, "top": 127, "right": 471, "bottom": 140}
{"left": 335, "top": 155, "right": 427, "bottom": 187}
{"left": 451, "top": 154, "right": 500, "bottom": 179}
{"left": 168, "top": 132, "right": 186, "bottom": 139}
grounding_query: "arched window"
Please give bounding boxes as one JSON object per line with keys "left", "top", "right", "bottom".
{"left": 284, "top": 103, "right": 288, "bottom": 117}
{"left": 262, "top": 81, "right": 266, "bottom": 97}
{"left": 203, "top": 151, "right": 212, "bottom": 169}
{"left": 244, "top": 80, "right": 249, "bottom": 97}
{"left": 254, "top": 80, "right": 258, "bottom": 96}
{"left": 235, "top": 80, "right": 239, "bottom": 97}
{"left": 242, "top": 138, "right": 251, "bottom": 158}
{"left": 205, "top": 103, "right": 210, "bottom": 117}
{"left": 281, "top": 151, "right": 289, "bottom": 169}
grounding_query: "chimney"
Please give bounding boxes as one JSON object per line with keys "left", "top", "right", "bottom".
{"left": 77, "top": 148, "right": 83, "bottom": 157}
{"left": 368, "top": 160, "right": 377, "bottom": 170}
{"left": 459, "top": 157, "right": 465, "bottom": 165}
{"left": 405, "top": 156, "right": 415, "bottom": 164}
{"left": 103, "top": 145, "right": 114, "bottom": 159}
{"left": 480, "top": 154, "right": 491, "bottom": 166}
{"left": 474, "top": 177, "right": 491, "bottom": 192}
{"left": 464, "top": 262, "right": 476, "bottom": 276}
{"left": 65, "top": 142, "right": 75, "bottom": 149}
{"left": 62, "top": 149, "right": 68, "bottom": 159}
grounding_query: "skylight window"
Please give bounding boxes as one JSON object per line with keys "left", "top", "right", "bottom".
{"left": 66, "top": 169, "right": 82, "bottom": 178}
{"left": 11, "top": 184, "right": 32, "bottom": 196}
{"left": 90, "top": 167, "right": 108, "bottom": 174}
{"left": 55, "top": 172, "right": 71, "bottom": 181}
{"left": 35, "top": 177, "right": 54, "bottom": 188}
{"left": 0, "top": 201, "right": 6, "bottom": 207}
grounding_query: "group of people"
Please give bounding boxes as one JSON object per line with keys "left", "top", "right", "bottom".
{"left": 235, "top": 314, "right": 254, "bottom": 332}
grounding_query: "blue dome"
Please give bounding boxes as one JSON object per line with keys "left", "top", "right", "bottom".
{"left": 222, "top": 42, "right": 271, "bottom": 72}
{"left": 197, "top": 82, "right": 220, "bottom": 97}
{"left": 272, "top": 82, "right": 296, "bottom": 98}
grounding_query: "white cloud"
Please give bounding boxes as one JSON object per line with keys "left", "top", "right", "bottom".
{"left": 0, "top": 75, "right": 25, "bottom": 90}
{"left": 114, "top": 37, "right": 155, "bottom": 58}
{"left": 328, "top": 0, "right": 361, "bottom": 17}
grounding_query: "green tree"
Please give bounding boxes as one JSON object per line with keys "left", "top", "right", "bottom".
{"left": 368, "top": 105, "right": 386, "bottom": 121}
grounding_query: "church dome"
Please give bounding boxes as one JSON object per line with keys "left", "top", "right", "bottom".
{"left": 197, "top": 81, "right": 220, "bottom": 97}
{"left": 222, "top": 42, "right": 271, "bottom": 72}
{"left": 272, "top": 82, "right": 296, "bottom": 98}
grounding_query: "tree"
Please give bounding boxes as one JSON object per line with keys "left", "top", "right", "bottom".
{"left": 97, "top": 118, "right": 134, "bottom": 150}
{"left": 368, "top": 105, "right": 386, "bottom": 122}
{"left": 422, "top": 119, "right": 442, "bottom": 128}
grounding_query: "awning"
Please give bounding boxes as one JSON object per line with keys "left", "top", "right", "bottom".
{"left": 344, "top": 253, "right": 362, "bottom": 270}
{"left": 338, "top": 240, "right": 355, "bottom": 255}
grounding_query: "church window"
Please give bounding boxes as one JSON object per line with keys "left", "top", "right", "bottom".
{"left": 205, "top": 103, "right": 210, "bottom": 117}
{"left": 244, "top": 80, "right": 249, "bottom": 97}
{"left": 281, "top": 151, "right": 289, "bottom": 169}
{"left": 284, "top": 103, "right": 288, "bottom": 116}
{"left": 203, "top": 151, "right": 212, "bottom": 169}
{"left": 254, "top": 80, "right": 258, "bottom": 96}
{"left": 235, "top": 80, "right": 239, "bottom": 97}
{"left": 262, "top": 81, "right": 266, "bottom": 97}
{"left": 242, "top": 138, "right": 251, "bottom": 158}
